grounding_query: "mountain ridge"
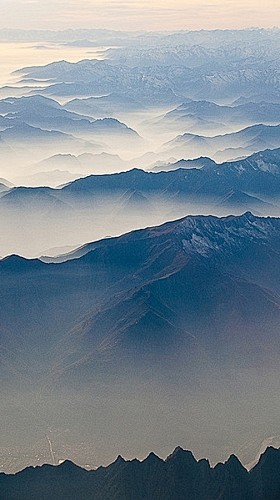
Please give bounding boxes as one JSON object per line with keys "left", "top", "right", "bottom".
{"left": 0, "top": 446, "right": 280, "bottom": 499}
{"left": 1, "top": 147, "right": 280, "bottom": 258}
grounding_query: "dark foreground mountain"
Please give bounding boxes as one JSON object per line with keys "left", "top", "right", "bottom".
{"left": 1, "top": 446, "right": 280, "bottom": 500}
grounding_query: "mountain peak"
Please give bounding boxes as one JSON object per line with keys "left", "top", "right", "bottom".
{"left": 144, "top": 452, "right": 162, "bottom": 465}
{"left": 256, "top": 446, "right": 280, "bottom": 468}
{"left": 239, "top": 211, "right": 255, "bottom": 220}
{"left": 224, "top": 454, "right": 247, "bottom": 473}
{"left": 114, "top": 455, "right": 126, "bottom": 465}
{"left": 58, "top": 459, "right": 82, "bottom": 471}
{"left": 166, "top": 446, "right": 196, "bottom": 462}
{"left": 2, "top": 446, "right": 280, "bottom": 497}
{"left": 172, "top": 445, "right": 185, "bottom": 455}
{"left": 166, "top": 447, "right": 199, "bottom": 473}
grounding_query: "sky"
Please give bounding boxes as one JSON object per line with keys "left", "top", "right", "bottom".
{"left": 0, "top": 0, "right": 279, "bottom": 31}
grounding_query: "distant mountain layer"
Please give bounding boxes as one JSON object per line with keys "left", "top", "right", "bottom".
{"left": 56, "top": 147, "right": 280, "bottom": 210}
{"left": 156, "top": 100, "right": 280, "bottom": 136}
{"left": 65, "top": 93, "right": 147, "bottom": 117}
{"left": 1, "top": 446, "right": 280, "bottom": 499}
{"left": 0, "top": 95, "right": 139, "bottom": 137}
{"left": 5, "top": 147, "right": 280, "bottom": 204}
{"left": 162, "top": 100, "right": 280, "bottom": 126}
{"left": 1, "top": 148, "right": 280, "bottom": 257}
{"left": 163, "top": 124, "right": 280, "bottom": 162}
{"left": 15, "top": 36, "right": 280, "bottom": 102}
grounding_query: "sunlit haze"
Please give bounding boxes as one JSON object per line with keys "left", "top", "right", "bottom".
{"left": 0, "top": 0, "right": 279, "bottom": 31}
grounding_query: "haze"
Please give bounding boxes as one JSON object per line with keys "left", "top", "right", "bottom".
{"left": 0, "top": 23, "right": 280, "bottom": 478}
{"left": 0, "top": 0, "right": 279, "bottom": 31}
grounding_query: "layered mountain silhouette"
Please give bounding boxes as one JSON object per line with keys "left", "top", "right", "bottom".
{"left": 1, "top": 29, "right": 280, "bottom": 474}
{"left": 4, "top": 147, "right": 280, "bottom": 205}
{"left": 14, "top": 29, "right": 280, "bottom": 102}
{"left": 161, "top": 100, "right": 280, "bottom": 129}
{"left": 0, "top": 95, "right": 139, "bottom": 139}
{"left": 151, "top": 157, "right": 218, "bottom": 172}
{"left": 163, "top": 124, "right": 280, "bottom": 162}
{"left": 14, "top": 152, "right": 130, "bottom": 186}
{"left": 65, "top": 92, "right": 146, "bottom": 117}
{"left": 0, "top": 147, "right": 279, "bottom": 257}
{"left": 0, "top": 446, "right": 280, "bottom": 499}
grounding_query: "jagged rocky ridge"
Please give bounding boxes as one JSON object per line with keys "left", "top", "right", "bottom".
{"left": 1, "top": 446, "right": 280, "bottom": 499}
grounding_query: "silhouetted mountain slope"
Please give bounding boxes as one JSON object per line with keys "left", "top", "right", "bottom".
{"left": 1, "top": 210, "right": 280, "bottom": 472}
{"left": 2, "top": 148, "right": 280, "bottom": 209}
{"left": 1, "top": 212, "right": 280, "bottom": 389}
{"left": 250, "top": 447, "right": 280, "bottom": 500}
{"left": 60, "top": 147, "right": 280, "bottom": 207}
{"left": 163, "top": 124, "right": 280, "bottom": 162}
{"left": 0, "top": 95, "right": 139, "bottom": 138}
{"left": 162, "top": 100, "right": 280, "bottom": 128}
{"left": 0, "top": 446, "right": 280, "bottom": 499}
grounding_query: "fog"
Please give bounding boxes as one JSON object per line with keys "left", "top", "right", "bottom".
{"left": 2, "top": 342, "right": 280, "bottom": 473}
{"left": 0, "top": 30, "right": 280, "bottom": 477}
{"left": 0, "top": 42, "right": 108, "bottom": 87}
{"left": 0, "top": 197, "right": 243, "bottom": 258}
{"left": 0, "top": 37, "right": 279, "bottom": 189}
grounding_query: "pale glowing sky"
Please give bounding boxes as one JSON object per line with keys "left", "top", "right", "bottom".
{"left": 0, "top": 0, "right": 279, "bottom": 31}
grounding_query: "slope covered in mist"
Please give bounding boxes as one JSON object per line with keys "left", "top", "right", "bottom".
{"left": 1, "top": 213, "right": 280, "bottom": 472}
{"left": 0, "top": 148, "right": 279, "bottom": 257}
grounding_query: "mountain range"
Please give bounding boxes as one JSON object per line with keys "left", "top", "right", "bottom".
{"left": 156, "top": 100, "right": 280, "bottom": 136}
{"left": 4, "top": 147, "right": 280, "bottom": 202}
{"left": 1, "top": 445, "right": 280, "bottom": 499}
{"left": 61, "top": 147, "right": 280, "bottom": 210}
{"left": 163, "top": 124, "right": 280, "bottom": 162}
{"left": 14, "top": 30, "right": 280, "bottom": 102}
{"left": 0, "top": 94, "right": 145, "bottom": 178}
{"left": 13, "top": 152, "right": 130, "bottom": 186}
{"left": 65, "top": 93, "right": 147, "bottom": 118}
{"left": 0, "top": 95, "right": 139, "bottom": 144}
{"left": 0, "top": 147, "right": 279, "bottom": 257}
{"left": 1, "top": 28, "right": 280, "bottom": 477}
{"left": 20, "top": 64, "right": 280, "bottom": 104}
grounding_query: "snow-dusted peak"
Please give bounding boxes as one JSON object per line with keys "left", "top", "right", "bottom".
{"left": 174, "top": 213, "right": 278, "bottom": 258}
